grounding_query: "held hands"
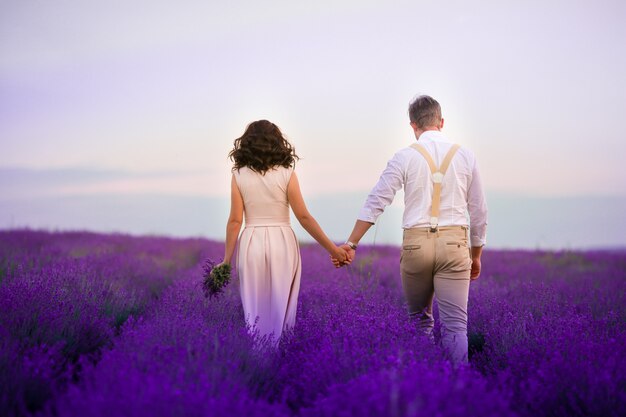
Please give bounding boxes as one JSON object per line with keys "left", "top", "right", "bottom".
{"left": 330, "top": 244, "right": 355, "bottom": 268}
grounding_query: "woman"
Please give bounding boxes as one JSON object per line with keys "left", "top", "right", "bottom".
{"left": 219, "top": 120, "right": 350, "bottom": 342}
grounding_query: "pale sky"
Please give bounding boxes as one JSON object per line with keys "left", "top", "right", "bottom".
{"left": 1, "top": 0, "right": 625, "bottom": 245}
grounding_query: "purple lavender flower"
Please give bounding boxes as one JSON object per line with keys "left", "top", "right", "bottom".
{"left": 1, "top": 230, "right": 625, "bottom": 417}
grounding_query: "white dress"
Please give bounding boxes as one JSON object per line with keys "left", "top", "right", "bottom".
{"left": 233, "top": 166, "right": 302, "bottom": 340}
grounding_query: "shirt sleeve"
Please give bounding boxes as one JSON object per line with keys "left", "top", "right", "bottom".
{"left": 357, "top": 152, "right": 405, "bottom": 223}
{"left": 467, "top": 156, "right": 488, "bottom": 247}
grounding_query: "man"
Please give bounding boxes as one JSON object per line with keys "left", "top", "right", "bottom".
{"left": 334, "top": 95, "right": 487, "bottom": 366}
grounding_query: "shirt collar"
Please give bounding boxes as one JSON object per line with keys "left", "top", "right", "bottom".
{"left": 417, "top": 130, "right": 447, "bottom": 143}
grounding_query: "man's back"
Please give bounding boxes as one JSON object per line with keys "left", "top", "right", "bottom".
{"left": 357, "top": 130, "right": 487, "bottom": 247}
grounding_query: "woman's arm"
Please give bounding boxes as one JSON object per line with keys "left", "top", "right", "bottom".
{"left": 223, "top": 174, "right": 244, "bottom": 264}
{"left": 287, "top": 171, "right": 350, "bottom": 263}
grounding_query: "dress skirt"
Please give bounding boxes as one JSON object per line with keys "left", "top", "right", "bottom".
{"left": 237, "top": 224, "right": 302, "bottom": 340}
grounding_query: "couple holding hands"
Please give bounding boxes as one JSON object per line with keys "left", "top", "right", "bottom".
{"left": 219, "top": 95, "right": 487, "bottom": 366}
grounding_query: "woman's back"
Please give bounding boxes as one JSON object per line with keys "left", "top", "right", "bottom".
{"left": 234, "top": 166, "right": 292, "bottom": 226}
{"left": 221, "top": 119, "right": 348, "bottom": 343}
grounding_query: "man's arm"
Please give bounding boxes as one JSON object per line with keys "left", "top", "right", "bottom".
{"left": 333, "top": 152, "right": 405, "bottom": 265}
{"left": 346, "top": 220, "right": 374, "bottom": 245}
{"left": 356, "top": 155, "right": 404, "bottom": 226}
{"left": 467, "top": 156, "right": 488, "bottom": 279}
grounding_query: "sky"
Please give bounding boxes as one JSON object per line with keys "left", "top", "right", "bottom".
{"left": 1, "top": 0, "right": 625, "bottom": 248}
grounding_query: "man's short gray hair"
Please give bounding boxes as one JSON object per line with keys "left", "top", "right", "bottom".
{"left": 408, "top": 95, "right": 442, "bottom": 128}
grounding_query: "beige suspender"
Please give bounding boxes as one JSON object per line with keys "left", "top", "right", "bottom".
{"left": 410, "top": 143, "right": 461, "bottom": 231}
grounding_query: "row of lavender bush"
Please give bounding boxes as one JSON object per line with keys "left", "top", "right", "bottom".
{"left": 0, "top": 230, "right": 206, "bottom": 416}
{"left": 1, "top": 230, "right": 625, "bottom": 416}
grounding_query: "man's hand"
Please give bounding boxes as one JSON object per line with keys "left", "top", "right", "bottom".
{"left": 470, "top": 256, "right": 481, "bottom": 280}
{"left": 470, "top": 245, "right": 483, "bottom": 280}
{"left": 331, "top": 244, "right": 355, "bottom": 268}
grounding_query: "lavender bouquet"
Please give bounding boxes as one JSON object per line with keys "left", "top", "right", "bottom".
{"left": 202, "top": 259, "right": 232, "bottom": 298}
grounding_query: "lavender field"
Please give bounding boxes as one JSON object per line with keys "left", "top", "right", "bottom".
{"left": 1, "top": 230, "right": 624, "bottom": 417}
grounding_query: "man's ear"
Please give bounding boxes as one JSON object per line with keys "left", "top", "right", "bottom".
{"left": 410, "top": 122, "right": 418, "bottom": 132}
{"left": 440, "top": 118, "right": 445, "bottom": 129}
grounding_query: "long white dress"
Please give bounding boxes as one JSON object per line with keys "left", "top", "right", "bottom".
{"left": 234, "top": 166, "right": 302, "bottom": 340}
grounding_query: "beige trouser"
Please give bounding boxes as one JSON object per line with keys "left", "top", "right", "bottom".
{"left": 400, "top": 226, "right": 471, "bottom": 365}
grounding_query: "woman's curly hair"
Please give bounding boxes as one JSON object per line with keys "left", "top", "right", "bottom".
{"left": 229, "top": 120, "right": 299, "bottom": 174}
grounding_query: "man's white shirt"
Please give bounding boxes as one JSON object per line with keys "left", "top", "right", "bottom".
{"left": 357, "top": 130, "right": 488, "bottom": 247}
